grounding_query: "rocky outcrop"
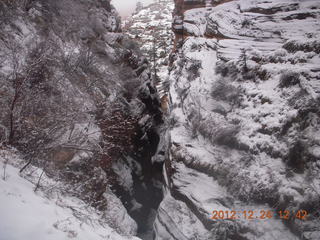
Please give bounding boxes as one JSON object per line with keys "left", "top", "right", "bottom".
{"left": 155, "top": 0, "right": 320, "bottom": 239}
{"left": 124, "top": 0, "right": 174, "bottom": 99}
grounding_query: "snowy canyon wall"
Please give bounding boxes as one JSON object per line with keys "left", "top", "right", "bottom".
{"left": 124, "top": 0, "right": 174, "bottom": 100}
{"left": 155, "top": 0, "right": 320, "bottom": 239}
{"left": 0, "top": 0, "right": 163, "bottom": 238}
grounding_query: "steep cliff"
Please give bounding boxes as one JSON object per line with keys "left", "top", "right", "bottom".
{"left": 155, "top": 0, "right": 320, "bottom": 239}
{"left": 0, "top": 0, "right": 162, "bottom": 239}
{"left": 122, "top": 2, "right": 174, "bottom": 238}
{"left": 124, "top": 0, "right": 174, "bottom": 99}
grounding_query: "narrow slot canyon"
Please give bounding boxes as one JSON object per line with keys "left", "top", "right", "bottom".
{"left": 0, "top": 0, "right": 320, "bottom": 240}
{"left": 111, "top": 126, "right": 164, "bottom": 239}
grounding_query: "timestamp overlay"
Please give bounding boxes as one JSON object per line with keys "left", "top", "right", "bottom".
{"left": 211, "top": 210, "right": 309, "bottom": 220}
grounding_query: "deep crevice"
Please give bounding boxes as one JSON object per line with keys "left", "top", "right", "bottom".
{"left": 111, "top": 126, "right": 164, "bottom": 240}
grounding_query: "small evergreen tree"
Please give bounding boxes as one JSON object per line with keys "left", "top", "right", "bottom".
{"left": 240, "top": 48, "right": 248, "bottom": 73}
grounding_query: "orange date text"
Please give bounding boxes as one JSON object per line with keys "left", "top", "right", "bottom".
{"left": 211, "top": 210, "right": 308, "bottom": 220}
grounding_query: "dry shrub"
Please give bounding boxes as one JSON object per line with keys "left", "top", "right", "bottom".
{"left": 215, "top": 61, "right": 238, "bottom": 77}
{"left": 187, "top": 59, "right": 202, "bottom": 81}
{"left": 279, "top": 70, "right": 300, "bottom": 88}
{"left": 211, "top": 80, "right": 241, "bottom": 104}
{"left": 283, "top": 39, "right": 320, "bottom": 54}
{"left": 97, "top": 103, "right": 138, "bottom": 170}
{"left": 189, "top": 107, "right": 240, "bottom": 147}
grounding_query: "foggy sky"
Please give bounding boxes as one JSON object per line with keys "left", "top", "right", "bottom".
{"left": 111, "top": 0, "right": 155, "bottom": 18}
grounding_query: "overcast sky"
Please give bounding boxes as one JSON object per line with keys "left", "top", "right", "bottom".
{"left": 112, "top": 0, "right": 154, "bottom": 18}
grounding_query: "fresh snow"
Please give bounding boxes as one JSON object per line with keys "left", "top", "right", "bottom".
{"left": 160, "top": 0, "right": 320, "bottom": 238}
{"left": 0, "top": 150, "right": 140, "bottom": 240}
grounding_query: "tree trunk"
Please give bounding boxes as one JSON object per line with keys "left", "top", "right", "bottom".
{"left": 8, "top": 90, "right": 18, "bottom": 144}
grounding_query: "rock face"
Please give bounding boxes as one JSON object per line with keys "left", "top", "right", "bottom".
{"left": 121, "top": 3, "right": 174, "bottom": 238}
{"left": 0, "top": 0, "right": 162, "bottom": 238}
{"left": 124, "top": 0, "right": 174, "bottom": 99}
{"left": 155, "top": 0, "right": 320, "bottom": 239}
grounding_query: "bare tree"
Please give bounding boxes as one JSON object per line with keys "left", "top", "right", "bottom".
{"left": 148, "top": 29, "right": 168, "bottom": 81}
{"left": 2, "top": 41, "right": 53, "bottom": 145}
{"left": 152, "top": 35, "right": 158, "bottom": 78}
{"left": 0, "top": 38, "right": 105, "bottom": 176}
{"left": 2, "top": 157, "right": 8, "bottom": 181}
{"left": 34, "top": 169, "right": 45, "bottom": 192}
